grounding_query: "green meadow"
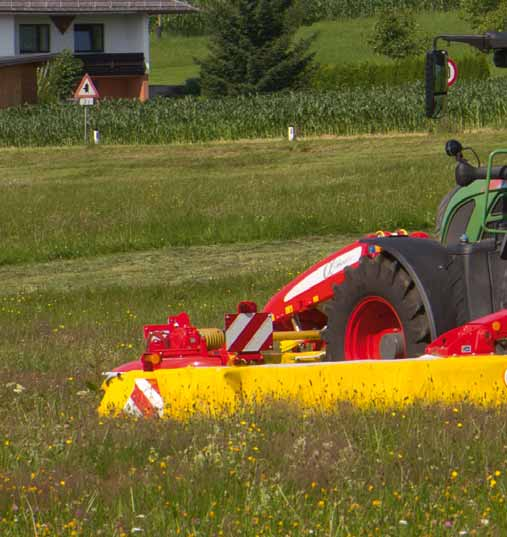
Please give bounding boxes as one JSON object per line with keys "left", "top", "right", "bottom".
{"left": 150, "top": 10, "right": 475, "bottom": 84}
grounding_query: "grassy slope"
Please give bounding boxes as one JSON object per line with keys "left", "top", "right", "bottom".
{"left": 150, "top": 10, "right": 473, "bottom": 84}
{"left": 149, "top": 33, "right": 208, "bottom": 85}
{"left": 3, "top": 134, "right": 507, "bottom": 534}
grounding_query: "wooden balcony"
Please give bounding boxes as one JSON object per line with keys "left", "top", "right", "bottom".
{"left": 75, "top": 52, "right": 146, "bottom": 76}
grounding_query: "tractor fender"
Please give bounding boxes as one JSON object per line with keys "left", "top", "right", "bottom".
{"left": 360, "top": 236, "right": 457, "bottom": 341}
{"left": 263, "top": 240, "right": 368, "bottom": 327}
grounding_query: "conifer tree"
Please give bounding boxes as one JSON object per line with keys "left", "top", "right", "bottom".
{"left": 198, "top": 0, "right": 316, "bottom": 96}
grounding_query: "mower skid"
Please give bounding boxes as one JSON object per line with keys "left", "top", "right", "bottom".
{"left": 99, "top": 355, "right": 507, "bottom": 420}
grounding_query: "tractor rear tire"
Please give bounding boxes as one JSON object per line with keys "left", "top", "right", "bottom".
{"left": 324, "top": 254, "right": 432, "bottom": 361}
{"left": 435, "top": 185, "right": 461, "bottom": 241}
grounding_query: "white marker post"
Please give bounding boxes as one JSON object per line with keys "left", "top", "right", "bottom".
{"left": 74, "top": 74, "right": 100, "bottom": 144}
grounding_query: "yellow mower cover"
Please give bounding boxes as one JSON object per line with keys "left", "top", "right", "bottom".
{"left": 99, "top": 355, "right": 507, "bottom": 420}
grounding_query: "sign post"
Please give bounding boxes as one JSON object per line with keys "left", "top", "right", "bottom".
{"left": 74, "top": 74, "right": 100, "bottom": 144}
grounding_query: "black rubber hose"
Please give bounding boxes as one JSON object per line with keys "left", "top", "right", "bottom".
{"left": 455, "top": 161, "right": 507, "bottom": 186}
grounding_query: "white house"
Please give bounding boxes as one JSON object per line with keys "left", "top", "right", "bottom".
{"left": 0, "top": 0, "right": 195, "bottom": 108}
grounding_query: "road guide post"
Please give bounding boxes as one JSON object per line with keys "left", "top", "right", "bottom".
{"left": 73, "top": 74, "right": 100, "bottom": 144}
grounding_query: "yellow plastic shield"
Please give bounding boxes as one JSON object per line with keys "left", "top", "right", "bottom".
{"left": 98, "top": 355, "right": 507, "bottom": 420}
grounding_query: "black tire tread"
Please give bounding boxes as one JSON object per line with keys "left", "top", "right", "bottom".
{"left": 324, "top": 254, "right": 432, "bottom": 361}
{"left": 447, "top": 255, "right": 469, "bottom": 327}
{"left": 436, "top": 185, "right": 461, "bottom": 240}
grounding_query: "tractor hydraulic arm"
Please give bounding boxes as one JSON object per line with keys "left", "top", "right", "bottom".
{"left": 434, "top": 32, "right": 507, "bottom": 53}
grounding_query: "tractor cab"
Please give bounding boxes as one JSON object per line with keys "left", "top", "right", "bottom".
{"left": 437, "top": 139, "right": 507, "bottom": 246}
{"left": 426, "top": 32, "right": 507, "bottom": 245}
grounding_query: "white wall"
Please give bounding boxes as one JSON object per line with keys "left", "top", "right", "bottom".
{"left": 0, "top": 15, "right": 15, "bottom": 56}
{"left": 11, "top": 14, "right": 150, "bottom": 68}
{"left": 103, "top": 14, "right": 150, "bottom": 71}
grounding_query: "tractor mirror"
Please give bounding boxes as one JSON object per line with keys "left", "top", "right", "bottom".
{"left": 425, "top": 49, "right": 448, "bottom": 118}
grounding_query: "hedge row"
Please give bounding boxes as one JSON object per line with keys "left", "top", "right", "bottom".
{"left": 312, "top": 55, "right": 490, "bottom": 91}
{"left": 2, "top": 79, "right": 507, "bottom": 147}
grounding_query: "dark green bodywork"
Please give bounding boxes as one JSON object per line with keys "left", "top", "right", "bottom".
{"left": 440, "top": 150, "right": 507, "bottom": 245}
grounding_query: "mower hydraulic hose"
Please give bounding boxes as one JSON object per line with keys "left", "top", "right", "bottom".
{"left": 199, "top": 328, "right": 226, "bottom": 350}
{"left": 198, "top": 328, "right": 322, "bottom": 351}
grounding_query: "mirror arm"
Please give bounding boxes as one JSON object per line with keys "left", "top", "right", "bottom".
{"left": 433, "top": 34, "right": 491, "bottom": 52}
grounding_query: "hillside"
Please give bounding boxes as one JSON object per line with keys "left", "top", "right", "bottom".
{"left": 150, "top": 10, "right": 473, "bottom": 84}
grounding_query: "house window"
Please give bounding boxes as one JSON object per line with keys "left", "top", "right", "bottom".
{"left": 19, "top": 24, "right": 50, "bottom": 54}
{"left": 74, "top": 24, "right": 104, "bottom": 53}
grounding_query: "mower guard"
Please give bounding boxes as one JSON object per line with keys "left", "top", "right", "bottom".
{"left": 99, "top": 355, "right": 507, "bottom": 419}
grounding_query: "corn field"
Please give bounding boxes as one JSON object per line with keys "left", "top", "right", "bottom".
{"left": 161, "top": 0, "right": 461, "bottom": 35}
{"left": 2, "top": 79, "right": 507, "bottom": 147}
{"left": 298, "top": 0, "right": 461, "bottom": 23}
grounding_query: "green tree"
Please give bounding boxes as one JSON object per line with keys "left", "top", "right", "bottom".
{"left": 37, "top": 50, "right": 83, "bottom": 104}
{"left": 369, "top": 9, "right": 425, "bottom": 60}
{"left": 198, "top": 0, "right": 317, "bottom": 96}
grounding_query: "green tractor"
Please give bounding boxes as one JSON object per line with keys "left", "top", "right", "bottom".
{"left": 322, "top": 33, "right": 507, "bottom": 360}
{"left": 269, "top": 36, "right": 507, "bottom": 362}
{"left": 427, "top": 33, "right": 507, "bottom": 245}
{"left": 423, "top": 34, "right": 507, "bottom": 326}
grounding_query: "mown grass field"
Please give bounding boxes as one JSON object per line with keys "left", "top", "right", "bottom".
{"left": 3, "top": 132, "right": 507, "bottom": 535}
{"left": 150, "top": 10, "right": 474, "bottom": 84}
{"left": 0, "top": 132, "right": 466, "bottom": 266}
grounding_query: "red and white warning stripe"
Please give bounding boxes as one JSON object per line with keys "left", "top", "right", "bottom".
{"left": 225, "top": 312, "right": 273, "bottom": 353}
{"left": 124, "top": 378, "right": 164, "bottom": 418}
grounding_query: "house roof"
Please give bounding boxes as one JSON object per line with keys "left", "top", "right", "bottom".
{"left": 0, "top": 52, "right": 57, "bottom": 66}
{"left": 0, "top": 0, "right": 197, "bottom": 15}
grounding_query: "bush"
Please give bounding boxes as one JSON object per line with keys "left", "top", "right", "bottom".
{"left": 369, "top": 9, "right": 425, "bottom": 60}
{"left": 37, "top": 50, "right": 83, "bottom": 104}
{"left": 312, "top": 54, "right": 490, "bottom": 91}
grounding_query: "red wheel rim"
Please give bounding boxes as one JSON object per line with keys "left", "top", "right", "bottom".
{"left": 344, "top": 296, "right": 405, "bottom": 360}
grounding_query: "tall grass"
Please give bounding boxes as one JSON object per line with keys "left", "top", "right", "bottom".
{"left": 0, "top": 239, "right": 505, "bottom": 536}
{"left": 3, "top": 79, "right": 507, "bottom": 147}
{"left": 1, "top": 276, "right": 507, "bottom": 535}
{"left": 2, "top": 130, "right": 507, "bottom": 535}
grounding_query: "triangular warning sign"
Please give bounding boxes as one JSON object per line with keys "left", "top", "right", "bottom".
{"left": 74, "top": 73, "right": 99, "bottom": 99}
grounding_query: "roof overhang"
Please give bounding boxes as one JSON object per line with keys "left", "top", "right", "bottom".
{"left": 0, "top": 1, "right": 198, "bottom": 15}
{"left": 0, "top": 52, "right": 56, "bottom": 67}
